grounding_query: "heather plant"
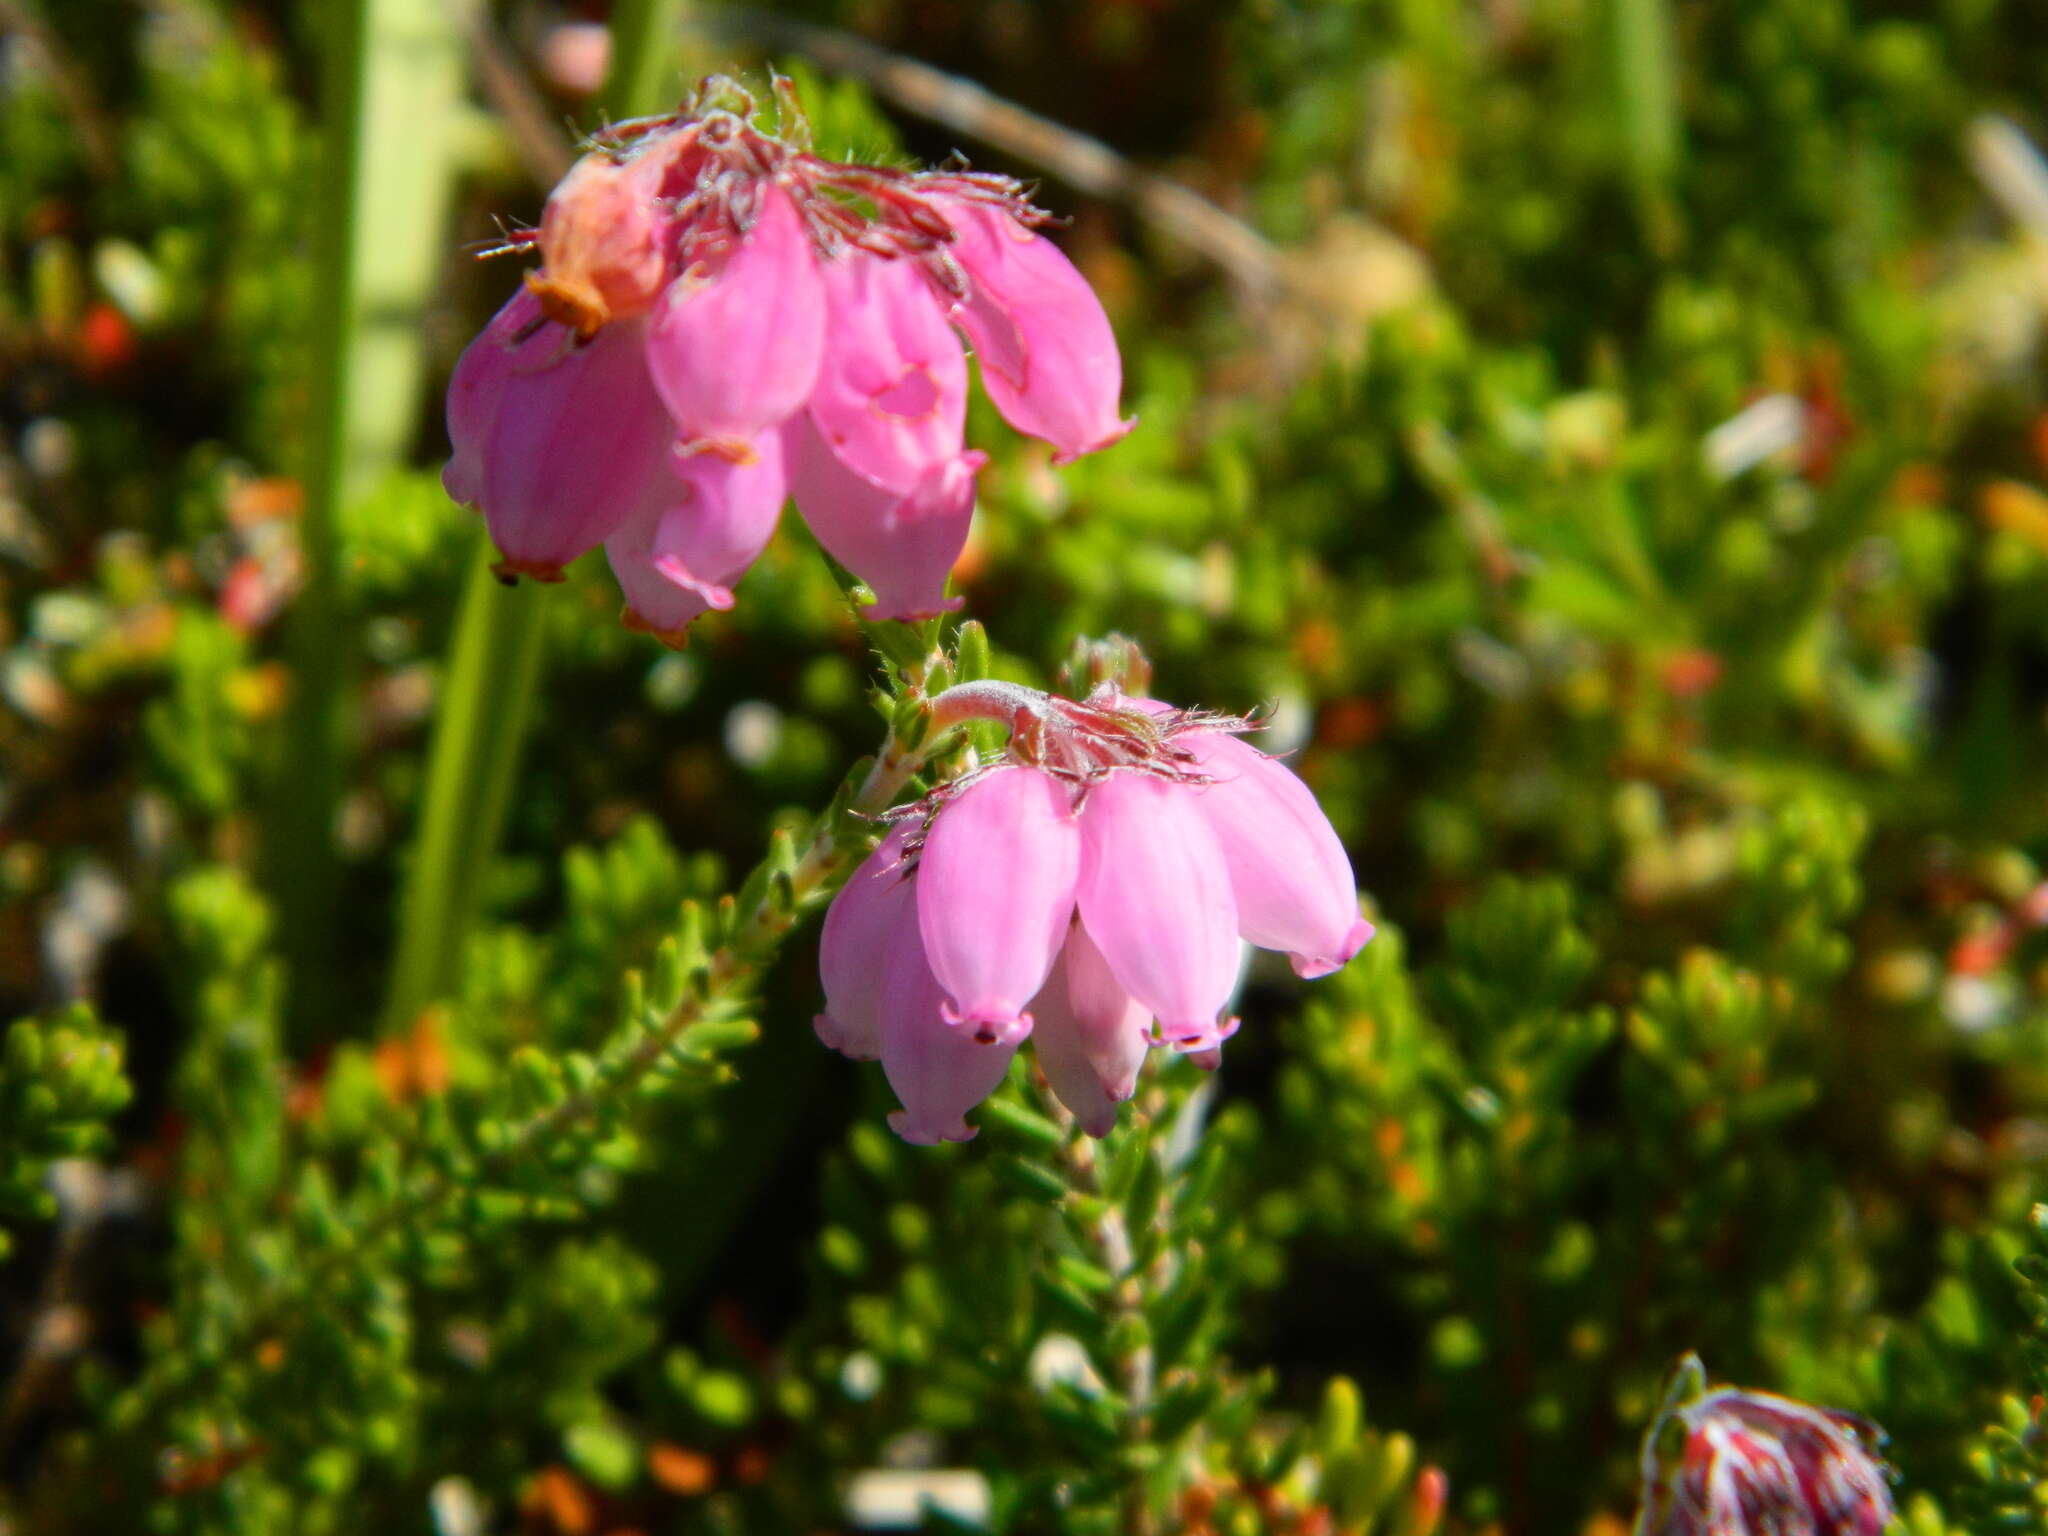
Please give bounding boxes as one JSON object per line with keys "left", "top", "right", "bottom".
{"left": 6, "top": 2, "right": 2048, "bottom": 1535}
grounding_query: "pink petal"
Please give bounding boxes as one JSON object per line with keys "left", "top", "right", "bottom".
{"left": 813, "top": 825, "right": 916, "bottom": 1061}
{"left": 1028, "top": 923, "right": 1152, "bottom": 1137}
{"left": 809, "top": 253, "right": 968, "bottom": 493}
{"left": 936, "top": 200, "right": 1134, "bottom": 465}
{"left": 647, "top": 185, "right": 825, "bottom": 456}
{"left": 880, "top": 896, "right": 1018, "bottom": 1144}
{"left": 1180, "top": 730, "right": 1373, "bottom": 978}
{"left": 650, "top": 431, "right": 789, "bottom": 607}
{"left": 1075, "top": 773, "right": 1240, "bottom": 1046}
{"left": 916, "top": 766, "right": 1081, "bottom": 1045}
{"left": 445, "top": 287, "right": 674, "bottom": 580}
{"left": 788, "top": 414, "right": 983, "bottom": 620}
{"left": 603, "top": 429, "right": 789, "bottom": 644}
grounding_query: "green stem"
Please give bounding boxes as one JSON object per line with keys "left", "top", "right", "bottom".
{"left": 380, "top": 0, "right": 688, "bottom": 1029}
{"left": 274, "top": 0, "right": 467, "bottom": 1044}
{"left": 1608, "top": 0, "right": 1683, "bottom": 247}
{"left": 1041, "top": 1087, "right": 1160, "bottom": 1534}
{"left": 383, "top": 557, "right": 548, "bottom": 1026}
{"left": 604, "top": 0, "right": 691, "bottom": 121}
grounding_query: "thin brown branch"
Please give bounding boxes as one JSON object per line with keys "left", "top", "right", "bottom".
{"left": 112, "top": 676, "right": 941, "bottom": 1447}
{"left": 448, "top": 2, "right": 577, "bottom": 188}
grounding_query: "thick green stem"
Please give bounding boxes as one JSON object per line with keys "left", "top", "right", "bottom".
{"left": 1608, "top": 0, "right": 1683, "bottom": 246}
{"left": 604, "top": 0, "right": 691, "bottom": 121}
{"left": 274, "top": 0, "right": 467, "bottom": 1044}
{"left": 380, "top": 0, "right": 689, "bottom": 1029}
{"left": 383, "top": 559, "right": 548, "bottom": 1026}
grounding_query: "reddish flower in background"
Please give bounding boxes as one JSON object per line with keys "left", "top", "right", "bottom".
{"left": 815, "top": 682, "right": 1371, "bottom": 1142}
{"left": 1634, "top": 1356, "right": 1893, "bottom": 1536}
{"left": 443, "top": 76, "right": 1132, "bottom": 639}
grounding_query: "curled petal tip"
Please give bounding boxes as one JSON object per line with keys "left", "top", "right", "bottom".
{"left": 887, "top": 1109, "right": 977, "bottom": 1145}
{"left": 651, "top": 553, "right": 738, "bottom": 610}
{"left": 813, "top": 1012, "right": 879, "bottom": 1061}
{"left": 491, "top": 556, "right": 569, "bottom": 585}
{"left": 442, "top": 460, "right": 480, "bottom": 510}
{"left": 1166, "top": 1015, "right": 1240, "bottom": 1053}
{"left": 940, "top": 1001, "right": 1034, "bottom": 1046}
{"left": 1050, "top": 413, "right": 1138, "bottom": 467}
{"left": 618, "top": 605, "right": 695, "bottom": 649}
{"left": 1288, "top": 917, "right": 1377, "bottom": 979}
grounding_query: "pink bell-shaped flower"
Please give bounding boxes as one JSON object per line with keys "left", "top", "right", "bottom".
{"left": 809, "top": 252, "right": 969, "bottom": 492}
{"left": 1178, "top": 728, "right": 1375, "bottom": 978}
{"left": 915, "top": 765, "right": 1082, "bottom": 1045}
{"left": 448, "top": 80, "right": 1142, "bottom": 639}
{"left": 814, "top": 825, "right": 917, "bottom": 1061}
{"left": 1075, "top": 771, "right": 1241, "bottom": 1048}
{"left": 936, "top": 199, "right": 1135, "bottom": 465}
{"left": 1026, "top": 923, "right": 1152, "bottom": 1136}
{"left": 788, "top": 416, "right": 983, "bottom": 620}
{"left": 444, "top": 287, "right": 676, "bottom": 583}
{"left": 879, "top": 903, "right": 1019, "bottom": 1145}
{"left": 603, "top": 430, "right": 790, "bottom": 647}
{"left": 647, "top": 184, "right": 826, "bottom": 461}
{"left": 813, "top": 679, "right": 1369, "bottom": 1142}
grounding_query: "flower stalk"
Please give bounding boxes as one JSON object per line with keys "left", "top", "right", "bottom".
{"left": 131, "top": 633, "right": 960, "bottom": 1441}
{"left": 381, "top": 0, "right": 694, "bottom": 1029}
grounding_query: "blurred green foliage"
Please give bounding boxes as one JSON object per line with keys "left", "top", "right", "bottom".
{"left": 6, "top": 0, "right": 2048, "bottom": 1532}
{"left": 0, "top": 1006, "right": 129, "bottom": 1262}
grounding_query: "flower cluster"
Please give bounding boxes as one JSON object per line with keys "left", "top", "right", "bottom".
{"left": 444, "top": 78, "right": 1132, "bottom": 643}
{"left": 1634, "top": 1359, "right": 1894, "bottom": 1536}
{"left": 815, "top": 682, "right": 1373, "bottom": 1142}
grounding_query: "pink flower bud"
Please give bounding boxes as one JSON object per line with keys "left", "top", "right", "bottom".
{"left": 1179, "top": 729, "right": 1374, "bottom": 978}
{"left": 603, "top": 431, "right": 789, "bottom": 647}
{"left": 809, "top": 252, "right": 969, "bottom": 492}
{"left": 444, "top": 287, "right": 675, "bottom": 582}
{"left": 1076, "top": 772, "right": 1241, "bottom": 1047}
{"left": 527, "top": 143, "right": 676, "bottom": 337}
{"left": 646, "top": 184, "right": 826, "bottom": 460}
{"left": 1636, "top": 1359, "right": 1893, "bottom": 1536}
{"left": 1026, "top": 922, "right": 1151, "bottom": 1136}
{"left": 813, "top": 825, "right": 917, "bottom": 1061}
{"left": 879, "top": 898, "right": 1018, "bottom": 1145}
{"left": 917, "top": 766, "right": 1082, "bottom": 1045}
{"left": 788, "top": 416, "right": 983, "bottom": 620}
{"left": 937, "top": 199, "right": 1135, "bottom": 465}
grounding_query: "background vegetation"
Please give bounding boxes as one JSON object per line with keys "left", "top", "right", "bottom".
{"left": 4, "top": 0, "right": 2048, "bottom": 1530}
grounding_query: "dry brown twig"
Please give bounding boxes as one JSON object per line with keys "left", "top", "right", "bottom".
{"left": 692, "top": 6, "right": 1292, "bottom": 299}
{"left": 450, "top": 3, "right": 1431, "bottom": 338}
{"left": 691, "top": 6, "right": 1436, "bottom": 345}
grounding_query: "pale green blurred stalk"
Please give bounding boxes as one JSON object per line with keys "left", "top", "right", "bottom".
{"left": 382, "top": 0, "right": 690, "bottom": 1028}
{"left": 275, "top": 0, "right": 467, "bottom": 1042}
{"left": 605, "top": 0, "right": 692, "bottom": 123}
{"left": 1608, "top": 0, "right": 1683, "bottom": 244}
